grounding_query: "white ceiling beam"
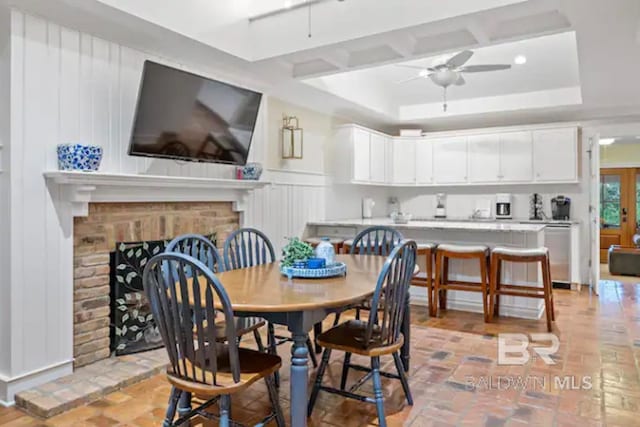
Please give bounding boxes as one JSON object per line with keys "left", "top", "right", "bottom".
{"left": 465, "top": 19, "right": 490, "bottom": 44}
{"left": 385, "top": 33, "right": 417, "bottom": 58}
{"left": 320, "top": 49, "right": 351, "bottom": 69}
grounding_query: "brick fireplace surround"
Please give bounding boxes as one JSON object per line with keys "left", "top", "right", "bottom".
{"left": 73, "top": 202, "right": 239, "bottom": 367}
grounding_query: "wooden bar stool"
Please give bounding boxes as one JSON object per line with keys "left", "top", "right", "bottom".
{"left": 434, "top": 244, "right": 490, "bottom": 321}
{"left": 489, "top": 247, "right": 555, "bottom": 332}
{"left": 342, "top": 238, "right": 354, "bottom": 254}
{"left": 304, "top": 236, "right": 345, "bottom": 254}
{"left": 411, "top": 243, "right": 437, "bottom": 316}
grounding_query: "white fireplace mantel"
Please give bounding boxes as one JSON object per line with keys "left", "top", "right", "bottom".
{"left": 44, "top": 171, "right": 270, "bottom": 217}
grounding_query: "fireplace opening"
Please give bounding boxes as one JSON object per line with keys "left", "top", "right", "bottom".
{"left": 73, "top": 202, "right": 238, "bottom": 368}
{"left": 108, "top": 234, "right": 216, "bottom": 356}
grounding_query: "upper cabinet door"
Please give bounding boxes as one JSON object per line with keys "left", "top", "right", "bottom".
{"left": 392, "top": 138, "right": 416, "bottom": 184}
{"left": 532, "top": 128, "right": 578, "bottom": 182}
{"left": 385, "top": 136, "right": 393, "bottom": 183}
{"left": 468, "top": 134, "right": 500, "bottom": 183}
{"left": 369, "top": 133, "right": 387, "bottom": 183}
{"left": 415, "top": 139, "right": 434, "bottom": 184}
{"left": 499, "top": 131, "right": 533, "bottom": 182}
{"left": 433, "top": 137, "right": 468, "bottom": 184}
{"left": 352, "top": 127, "right": 371, "bottom": 182}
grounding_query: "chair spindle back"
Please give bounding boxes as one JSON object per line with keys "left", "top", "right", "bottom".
{"left": 350, "top": 226, "right": 404, "bottom": 256}
{"left": 166, "top": 234, "right": 225, "bottom": 273}
{"left": 223, "top": 228, "right": 275, "bottom": 270}
{"left": 364, "top": 240, "right": 417, "bottom": 348}
{"left": 142, "top": 252, "right": 240, "bottom": 385}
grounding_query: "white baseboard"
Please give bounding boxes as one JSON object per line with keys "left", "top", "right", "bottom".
{"left": 409, "top": 286, "right": 544, "bottom": 320}
{"left": 0, "top": 360, "right": 73, "bottom": 406}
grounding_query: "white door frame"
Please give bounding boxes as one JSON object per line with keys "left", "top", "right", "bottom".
{"left": 588, "top": 133, "right": 600, "bottom": 295}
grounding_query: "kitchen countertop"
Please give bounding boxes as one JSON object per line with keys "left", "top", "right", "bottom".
{"left": 308, "top": 218, "right": 546, "bottom": 232}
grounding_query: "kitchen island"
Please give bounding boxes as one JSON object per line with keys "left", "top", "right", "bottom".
{"left": 304, "top": 218, "right": 547, "bottom": 319}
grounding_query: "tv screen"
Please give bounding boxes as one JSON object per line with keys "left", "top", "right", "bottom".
{"left": 128, "top": 61, "right": 262, "bottom": 165}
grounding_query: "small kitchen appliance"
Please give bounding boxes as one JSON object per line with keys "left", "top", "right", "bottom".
{"left": 473, "top": 199, "right": 492, "bottom": 219}
{"left": 551, "top": 195, "right": 571, "bottom": 220}
{"left": 529, "top": 193, "right": 544, "bottom": 220}
{"left": 362, "top": 198, "right": 375, "bottom": 219}
{"left": 495, "top": 193, "right": 513, "bottom": 219}
{"left": 435, "top": 193, "right": 447, "bottom": 218}
{"left": 388, "top": 197, "right": 400, "bottom": 217}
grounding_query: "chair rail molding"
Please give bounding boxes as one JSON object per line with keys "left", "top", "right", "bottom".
{"left": 44, "top": 171, "right": 270, "bottom": 217}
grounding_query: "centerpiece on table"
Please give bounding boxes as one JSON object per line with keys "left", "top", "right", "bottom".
{"left": 280, "top": 237, "right": 346, "bottom": 279}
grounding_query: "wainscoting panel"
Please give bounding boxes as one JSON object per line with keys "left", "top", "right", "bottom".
{"left": 244, "top": 171, "right": 328, "bottom": 254}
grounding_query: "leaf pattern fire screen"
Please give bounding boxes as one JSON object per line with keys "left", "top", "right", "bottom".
{"left": 109, "top": 234, "right": 216, "bottom": 355}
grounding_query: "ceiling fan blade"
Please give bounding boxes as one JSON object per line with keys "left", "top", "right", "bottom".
{"left": 455, "top": 75, "right": 466, "bottom": 86}
{"left": 395, "top": 64, "right": 429, "bottom": 71}
{"left": 446, "top": 50, "right": 473, "bottom": 68}
{"left": 458, "top": 64, "right": 511, "bottom": 73}
{"left": 395, "top": 75, "right": 428, "bottom": 84}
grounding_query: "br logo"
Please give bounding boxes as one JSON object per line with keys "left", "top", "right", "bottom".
{"left": 497, "top": 333, "right": 560, "bottom": 365}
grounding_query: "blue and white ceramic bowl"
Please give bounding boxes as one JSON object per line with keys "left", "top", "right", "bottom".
{"left": 237, "top": 162, "right": 263, "bottom": 180}
{"left": 57, "top": 144, "right": 103, "bottom": 172}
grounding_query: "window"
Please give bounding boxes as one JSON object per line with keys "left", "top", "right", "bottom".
{"left": 600, "top": 175, "right": 621, "bottom": 228}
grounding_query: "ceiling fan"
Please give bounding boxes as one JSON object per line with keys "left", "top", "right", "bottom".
{"left": 396, "top": 50, "right": 511, "bottom": 112}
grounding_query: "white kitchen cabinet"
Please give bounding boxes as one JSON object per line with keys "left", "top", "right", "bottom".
{"left": 369, "top": 133, "right": 387, "bottom": 183}
{"left": 333, "top": 124, "right": 578, "bottom": 186}
{"left": 415, "top": 139, "right": 433, "bottom": 184}
{"left": 352, "top": 127, "right": 371, "bottom": 182}
{"left": 532, "top": 127, "right": 578, "bottom": 182}
{"left": 385, "top": 136, "right": 393, "bottom": 183}
{"left": 392, "top": 138, "right": 416, "bottom": 184}
{"left": 499, "top": 131, "right": 533, "bottom": 182}
{"left": 433, "top": 137, "right": 468, "bottom": 184}
{"left": 468, "top": 134, "right": 500, "bottom": 183}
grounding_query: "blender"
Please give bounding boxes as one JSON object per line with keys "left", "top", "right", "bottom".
{"left": 435, "top": 193, "right": 447, "bottom": 218}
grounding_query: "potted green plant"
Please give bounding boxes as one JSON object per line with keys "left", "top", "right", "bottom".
{"left": 281, "top": 237, "right": 314, "bottom": 267}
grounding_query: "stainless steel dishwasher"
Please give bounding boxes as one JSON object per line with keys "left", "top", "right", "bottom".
{"left": 544, "top": 224, "right": 571, "bottom": 285}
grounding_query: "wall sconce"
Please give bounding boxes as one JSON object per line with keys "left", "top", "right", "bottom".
{"left": 282, "top": 116, "right": 303, "bottom": 159}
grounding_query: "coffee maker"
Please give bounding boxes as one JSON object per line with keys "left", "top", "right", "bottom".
{"left": 495, "top": 193, "right": 513, "bottom": 219}
{"left": 551, "top": 196, "right": 571, "bottom": 220}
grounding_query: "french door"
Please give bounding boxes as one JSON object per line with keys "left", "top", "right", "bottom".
{"left": 599, "top": 168, "right": 640, "bottom": 261}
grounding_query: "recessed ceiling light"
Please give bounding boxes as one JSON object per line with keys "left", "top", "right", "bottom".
{"left": 599, "top": 138, "right": 616, "bottom": 146}
{"left": 514, "top": 55, "right": 527, "bottom": 65}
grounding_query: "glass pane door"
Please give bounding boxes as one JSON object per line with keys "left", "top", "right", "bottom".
{"left": 636, "top": 172, "right": 640, "bottom": 231}
{"left": 600, "top": 174, "right": 621, "bottom": 229}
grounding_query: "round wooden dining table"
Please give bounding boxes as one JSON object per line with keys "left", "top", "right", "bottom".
{"left": 186, "top": 254, "right": 412, "bottom": 427}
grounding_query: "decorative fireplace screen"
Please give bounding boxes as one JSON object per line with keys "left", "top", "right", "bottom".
{"left": 109, "top": 234, "right": 217, "bottom": 356}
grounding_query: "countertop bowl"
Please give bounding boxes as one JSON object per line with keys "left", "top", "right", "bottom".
{"left": 391, "top": 212, "right": 412, "bottom": 224}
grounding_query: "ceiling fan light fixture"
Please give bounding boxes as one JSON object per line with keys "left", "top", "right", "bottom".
{"left": 429, "top": 70, "right": 459, "bottom": 87}
{"left": 418, "top": 69, "right": 430, "bottom": 77}
{"left": 514, "top": 55, "right": 527, "bottom": 65}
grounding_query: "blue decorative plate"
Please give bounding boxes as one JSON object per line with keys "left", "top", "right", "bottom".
{"left": 280, "top": 262, "right": 347, "bottom": 280}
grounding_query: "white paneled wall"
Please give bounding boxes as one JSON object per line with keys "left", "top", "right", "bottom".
{"left": 245, "top": 173, "right": 327, "bottom": 255}
{"left": 0, "top": 9, "right": 323, "bottom": 403}
{"left": 0, "top": 6, "right": 10, "bottom": 384}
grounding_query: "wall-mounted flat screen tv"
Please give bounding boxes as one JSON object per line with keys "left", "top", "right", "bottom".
{"left": 128, "top": 60, "right": 262, "bottom": 165}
